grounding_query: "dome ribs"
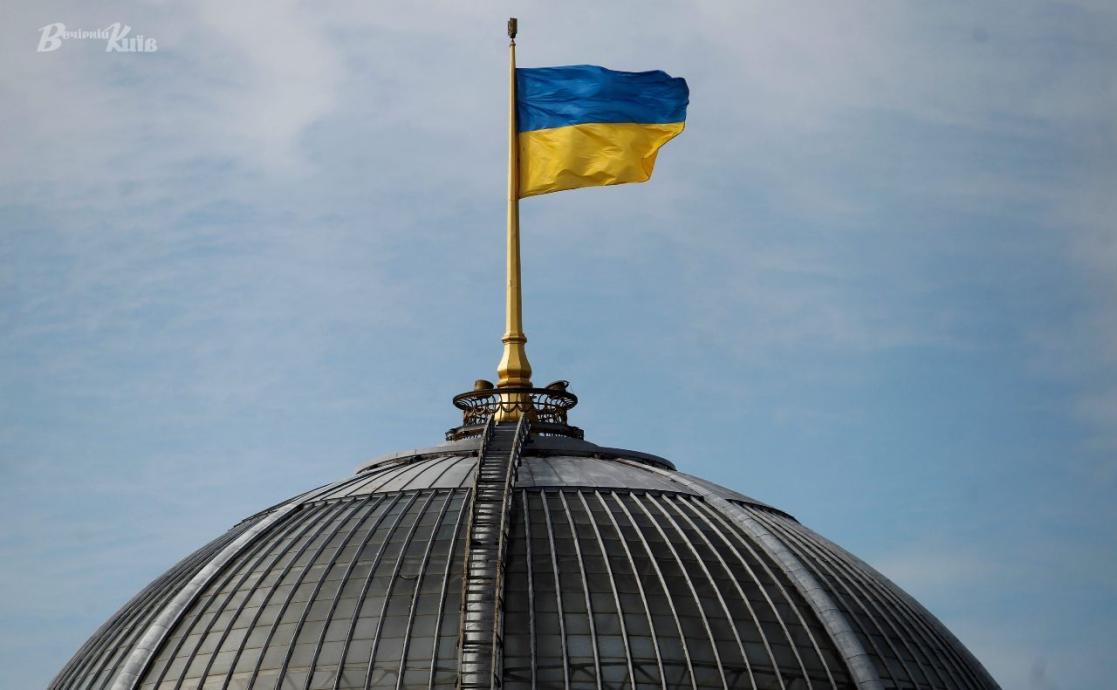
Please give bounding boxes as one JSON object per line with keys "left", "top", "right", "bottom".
{"left": 105, "top": 475, "right": 365, "bottom": 690}
{"left": 53, "top": 440, "right": 1001, "bottom": 689}
{"left": 575, "top": 490, "right": 639, "bottom": 690}
{"left": 632, "top": 495, "right": 728, "bottom": 688}
{"left": 648, "top": 495, "right": 758, "bottom": 690}
{"left": 754, "top": 511, "right": 998, "bottom": 690}
{"left": 636, "top": 467, "right": 885, "bottom": 690}
{"left": 749, "top": 512, "right": 946, "bottom": 689}
{"left": 609, "top": 492, "right": 700, "bottom": 690}
{"left": 426, "top": 493, "right": 474, "bottom": 688}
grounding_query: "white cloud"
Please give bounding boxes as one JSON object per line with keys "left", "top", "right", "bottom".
{"left": 190, "top": 0, "right": 344, "bottom": 172}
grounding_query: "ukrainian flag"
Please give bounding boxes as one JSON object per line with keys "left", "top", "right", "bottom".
{"left": 516, "top": 65, "right": 689, "bottom": 197}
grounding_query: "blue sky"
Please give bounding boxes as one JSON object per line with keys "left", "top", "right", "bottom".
{"left": 1, "top": 1, "right": 1115, "bottom": 688}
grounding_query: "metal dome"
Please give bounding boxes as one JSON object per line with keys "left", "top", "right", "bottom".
{"left": 49, "top": 404, "right": 999, "bottom": 690}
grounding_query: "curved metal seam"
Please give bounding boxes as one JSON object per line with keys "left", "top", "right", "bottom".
{"left": 299, "top": 493, "right": 398, "bottom": 690}
{"left": 670, "top": 494, "right": 819, "bottom": 689}
{"left": 241, "top": 499, "right": 362, "bottom": 689}
{"left": 797, "top": 522, "right": 988, "bottom": 689}
{"left": 698, "top": 505, "right": 840, "bottom": 690}
{"left": 557, "top": 491, "right": 603, "bottom": 690}
{"left": 51, "top": 611, "right": 115, "bottom": 689}
{"left": 774, "top": 513, "right": 984, "bottom": 689}
{"left": 149, "top": 505, "right": 312, "bottom": 690}
{"left": 343, "top": 452, "right": 460, "bottom": 498}
{"left": 522, "top": 490, "right": 537, "bottom": 690}
{"left": 362, "top": 462, "right": 424, "bottom": 495}
{"left": 363, "top": 491, "right": 441, "bottom": 689}
{"left": 751, "top": 510, "right": 925, "bottom": 688}
{"left": 323, "top": 456, "right": 448, "bottom": 500}
{"left": 395, "top": 458, "right": 449, "bottom": 492}
{"left": 107, "top": 474, "right": 363, "bottom": 690}
{"left": 634, "top": 494, "right": 729, "bottom": 690}
{"left": 540, "top": 491, "right": 571, "bottom": 690}
{"left": 395, "top": 490, "right": 457, "bottom": 690}
{"left": 455, "top": 455, "right": 480, "bottom": 489}
{"left": 593, "top": 490, "right": 666, "bottom": 690}
{"left": 610, "top": 491, "right": 698, "bottom": 690}
{"left": 428, "top": 492, "right": 472, "bottom": 689}
{"left": 740, "top": 499, "right": 996, "bottom": 689}
{"left": 576, "top": 491, "right": 637, "bottom": 690}
{"left": 400, "top": 455, "right": 472, "bottom": 492}
{"left": 272, "top": 495, "right": 391, "bottom": 690}
{"left": 88, "top": 553, "right": 209, "bottom": 690}
{"left": 843, "top": 553, "right": 990, "bottom": 689}
{"left": 753, "top": 511, "right": 938, "bottom": 689}
{"left": 200, "top": 504, "right": 342, "bottom": 690}
{"left": 388, "top": 459, "right": 451, "bottom": 493}
{"left": 668, "top": 497, "right": 787, "bottom": 690}
{"left": 649, "top": 495, "right": 755, "bottom": 690}
{"left": 67, "top": 523, "right": 250, "bottom": 690}
{"left": 612, "top": 477, "right": 833, "bottom": 689}
{"left": 331, "top": 491, "right": 423, "bottom": 690}
{"left": 422, "top": 455, "right": 474, "bottom": 492}
{"left": 64, "top": 536, "right": 220, "bottom": 690}
{"left": 637, "top": 467, "right": 884, "bottom": 690}
{"left": 799, "top": 524, "right": 939, "bottom": 689}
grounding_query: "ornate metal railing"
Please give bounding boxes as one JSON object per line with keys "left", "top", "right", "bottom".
{"left": 446, "top": 386, "right": 582, "bottom": 440}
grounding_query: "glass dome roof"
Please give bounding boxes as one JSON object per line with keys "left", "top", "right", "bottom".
{"left": 49, "top": 424, "right": 999, "bottom": 690}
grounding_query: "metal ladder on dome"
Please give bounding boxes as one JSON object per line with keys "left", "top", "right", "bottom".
{"left": 457, "top": 414, "right": 530, "bottom": 690}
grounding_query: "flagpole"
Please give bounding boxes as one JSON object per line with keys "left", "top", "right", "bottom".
{"left": 496, "top": 17, "right": 532, "bottom": 420}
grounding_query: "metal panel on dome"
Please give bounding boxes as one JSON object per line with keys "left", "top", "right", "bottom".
{"left": 132, "top": 489, "right": 469, "bottom": 690}
{"left": 48, "top": 517, "right": 261, "bottom": 690}
{"left": 673, "top": 471, "right": 780, "bottom": 511}
{"left": 318, "top": 456, "right": 478, "bottom": 499}
{"left": 744, "top": 507, "right": 1000, "bottom": 690}
{"left": 329, "top": 452, "right": 780, "bottom": 513}
{"left": 502, "top": 488, "right": 853, "bottom": 690}
{"left": 51, "top": 437, "right": 1001, "bottom": 690}
{"left": 516, "top": 455, "right": 697, "bottom": 493}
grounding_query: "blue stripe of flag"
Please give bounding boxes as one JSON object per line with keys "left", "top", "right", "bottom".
{"left": 516, "top": 65, "right": 689, "bottom": 133}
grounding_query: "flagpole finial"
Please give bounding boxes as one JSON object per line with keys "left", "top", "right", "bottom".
{"left": 507, "top": 17, "right": 518, "bottom": 41}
